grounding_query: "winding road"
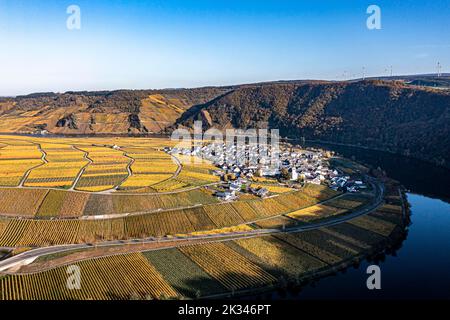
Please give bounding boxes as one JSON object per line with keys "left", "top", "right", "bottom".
{"left": 0, "top": 177, "right": 384, "bottom": 274}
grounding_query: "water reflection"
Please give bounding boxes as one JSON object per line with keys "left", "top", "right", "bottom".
{"left": 247, "top": 143, "right": 450, "bottom": 299}
{"left": 304, "top": 142, "right": 450, "bottom": 203}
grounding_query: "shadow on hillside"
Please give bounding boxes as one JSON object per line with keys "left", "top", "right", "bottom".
{"left": 177, "top": 223, "right": 409, "bottom": 300}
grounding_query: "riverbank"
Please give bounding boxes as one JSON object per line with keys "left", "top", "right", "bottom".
{"left": 283, "top": 138, "right": 449, "bottom": 170}
{"left": 203, "top": 179, "right": 410, "bottom": 300}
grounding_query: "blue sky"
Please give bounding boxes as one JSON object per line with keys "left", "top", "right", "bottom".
{"left": 0, "top": 0, "right": 449, "bottom": 95}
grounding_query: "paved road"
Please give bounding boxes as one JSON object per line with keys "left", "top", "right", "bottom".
{"left": 0, "top": 177, "right": 384, "bottom": 274}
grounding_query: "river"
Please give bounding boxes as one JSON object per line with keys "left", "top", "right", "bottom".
{"left": 260, "top": 143, "right": 450, "bottom": 299}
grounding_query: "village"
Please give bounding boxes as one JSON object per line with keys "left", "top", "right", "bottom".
{"left": 168, "top": 142, "right": 368, "bottom": 201}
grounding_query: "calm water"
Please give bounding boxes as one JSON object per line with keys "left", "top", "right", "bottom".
{"left": 261, "top": 144, "right": 450, "bottom": 299}
{"left": 291, "top": 194, "right": 450, "bottom": 299}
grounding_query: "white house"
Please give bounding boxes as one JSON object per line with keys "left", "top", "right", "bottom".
{"left": 290, "top": 168, "right": 298, "bottom": 181}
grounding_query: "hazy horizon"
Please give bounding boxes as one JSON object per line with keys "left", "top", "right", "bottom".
{"left": 0, "top": 72, "right": 448, "bottom": 97}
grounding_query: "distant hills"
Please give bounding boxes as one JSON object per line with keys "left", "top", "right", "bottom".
{"left": 362, "top": 73, "right": 450, "bottom": 89}
{"left": 0, "top": 88, "right": 229, "bottom": 134}
{"left": 0, "top": 74, "right": 449, "bottom": 168}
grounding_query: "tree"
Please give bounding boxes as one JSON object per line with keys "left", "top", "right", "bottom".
{"left": 280, "top": 168, "right": 290, "bottom": 180}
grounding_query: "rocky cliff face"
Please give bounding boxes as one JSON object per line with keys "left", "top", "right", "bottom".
{"left": 56, "top": 114, "right": 78, "bottom": 130}
{"left": 0, "top": 88, "right": 229, "bottom": 135}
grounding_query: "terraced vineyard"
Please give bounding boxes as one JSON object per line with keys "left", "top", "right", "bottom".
{"left": 0, "top": 253, "right": 178, "bottom": 300}
{"left": 119, "top": 147, "right": 177, "bottom": 190}
{"left": 251, "top": 184, "right": 294, "bottom": 193}
{"left": 0, "top": 135, "right": 222, "bottom": 194}
{"left": 0, "top": 181, "right": 342, "bottom": 247}
{"left": 0, "top": 135, "right": 410, "bottom": 300}
{"left": 0, "top": 189, "right": 49, "bottom": 217}
{"left": 0, "top": 196, "right": 407, "bottom": 299}
{"left": 142, "top": 248, "right": 227, "bottom": 298}
{"left": 179, "top": 243, "right": 277, "bottom": 291}
{"left": 234, "top": 236, "right": 326, "bottom": 279}
{"left": 37, "top": 190, "right": 90, "bottom": 218}
{"left": 24, "top": 143, "right": 88, "bottom": 188}
{"left": 254, "top": 216, "right": 298, "bottom": 229}
{"left": 0, "top": 142, "right": 43, "bottom": 186}
{"left": 0, "top": 187, "right": 220, "bottom": 218}
{"left": 287, "top": 204, "right": 344, "bottom": 221}
{"left": 0, "top": 186, "right": 340, "bottom": 246}
{"left": 176, "top": 159, "right": 220, "bottom": 187}
{"left": 74, "top": 146, "right": 130, "bottom": 192}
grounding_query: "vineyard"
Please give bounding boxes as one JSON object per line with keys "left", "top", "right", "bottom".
{"left": 74, "top": 146, "right": 131, "bottom": 191}
{"left": 370, "top": 204, "right": 404, "bottom": 225}
{"left": 0, "top": 185, "right": 407, "bottom": 300}
{"left": 0, "top": 253, "right": 178, "bottom": 300}
{"left": 0, "top": 142, "right": 43, "bottom": 186}
{"left": 183, "top": 207, "right": 216, "bottom": 231}
{"left": 150, "top": 179, "right": 190, "bottom": 192}
{"left": 285, "top": 193, "right": 370, "bottom": 222}
{"left": 24, "top": 143, "right": 87, "bottom": 188}
{"left": 175, "top": 155, "right": 220, "bottom": 186}
{"left": 233, "top": 236, "right": 326, "bottom": 279}
{"left": 0, "top": 189, "right": 48, "bottom": 217}
{"left": 179, "top": 243, "right": 277, "bottom": 291}
{"left": 203, "top": 204, "right": 245, "bottom": 228}
{"left": 119, "top": 147, "right": 177, "bottom": 189}
{"left": 0, "top": 187, "right": 219, "bottom": 218}
{"left": 274, "top": 233, "right": 342, "bottom": 264}
{"left": 185, "top": 224, "right": 253, "bottom": 237}
{"left": 40, "top": 191, "right": 90, "bottom": 218}
{"left": 347, "top": 215, "right": 396, "bottom": 237}
{"left": 0, "top": 181, "right": 337, "bottom": 221}
{"left": 0, "top": 135, "right": 410, "bottom": 300}
{"left": 284, "top": 229, "right": 364, "bottom": 259}
{"left": 323, "top": 223, "right": 385, "bottom": 247}
{"left": 325, "top": 197, "right": 365, "bottom": 210}
{"left": 251, "top": 184, "right": 294, "bottom": 193}
{"left": 92, "top": 188, "right": 218, "bottom": 216}
{"left": 142, "top": 248, "right": 227, "bottom": 297}
{"left": 254, "top": 216, "right": 297, "bottom": 229}
{"left": 0, "top": 184, "right": 343, "bottom": 246}
{"left": 287, "top": 204, "right": 347, "bottom": 221}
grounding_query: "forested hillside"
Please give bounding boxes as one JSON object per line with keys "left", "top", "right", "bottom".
{"left": 0, "top": 88, "right": 229, "bottom": 134}
{"left": 176, "top": 81, "right": 450, "bottom": 168}
{"left": 1, "top": 79, "right": 449, "bottom": 167}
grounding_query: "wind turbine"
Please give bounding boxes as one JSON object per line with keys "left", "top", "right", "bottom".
{"left": 437, "top": 62, "right": 442, "bottom": 77}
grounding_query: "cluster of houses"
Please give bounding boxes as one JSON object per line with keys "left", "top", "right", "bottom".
{"left": 329, "top": 176, "right": 367, "bottom": 193}
{"left": 168, "top": 143, "right": 367, "bottom": 201}
{"left": 278, "top": 149, "right": 338, "bottom": 185}
{"left": 214, "top": 177, "right": 270, "bottom": 201}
